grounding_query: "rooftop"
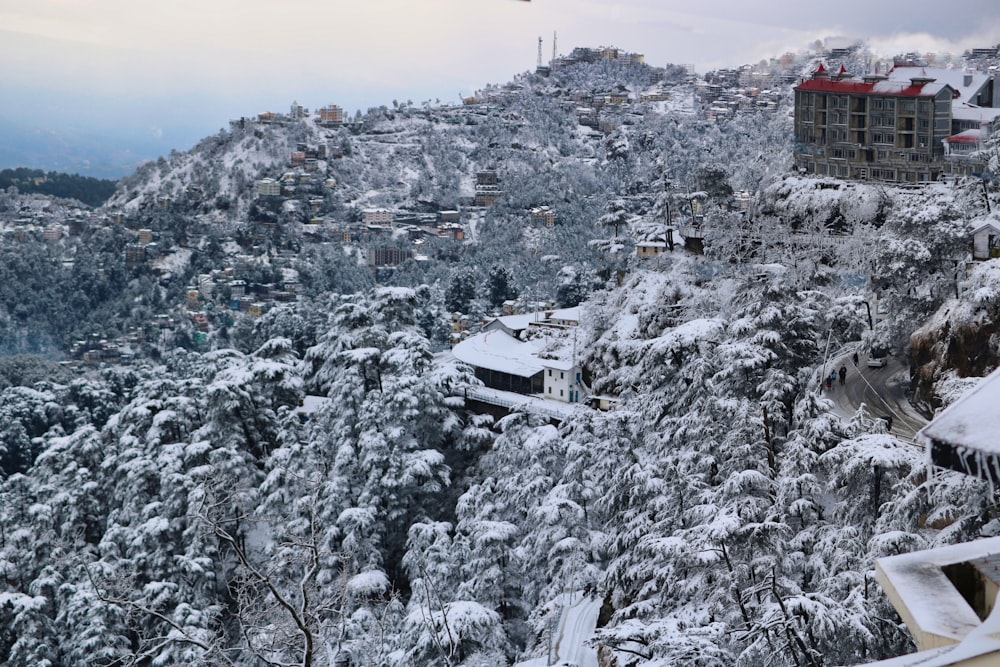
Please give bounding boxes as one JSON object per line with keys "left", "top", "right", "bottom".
{"left": 452, "top": 329, "right": 545, "bottom": 378}
{"left": 920, "top": 366, "right": 1000, "bottom": 464}
{"left": 867, "top": 536, "right": 1000, "bottom": 666}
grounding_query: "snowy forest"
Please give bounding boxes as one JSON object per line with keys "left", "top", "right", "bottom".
{"left": 2, "top": 49, "right": 1000, "bottom": 667}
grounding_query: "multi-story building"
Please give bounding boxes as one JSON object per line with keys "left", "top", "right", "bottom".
{"left": 318, "top": 104, "right": 347, "bottom": 125}
{"left": 794, "top": 65, "right": 1000, "bottom": 182}
{"left": 256, "top": 178, "right": 282, "bottom": 198}
{"left": 361, "top": 208, "right": 393, "bottom": 225}
{"left": 475, "top": 169, "right": 502, "bottom": 207}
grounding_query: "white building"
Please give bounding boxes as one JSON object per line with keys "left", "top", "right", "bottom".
{"left": 257, "top": 178, "right": 281, "bottom": 197}
{"left": 362, "top": 208, "right": 394, "bottom": 225}
{"left": 971, "top": 221, "right": 1000, "bottom": 261}
{"left": 541, "top": 359, "right": 585, "bottom": 403}
{"left": 453, "top": 309, "right": 586, "bottom": 405}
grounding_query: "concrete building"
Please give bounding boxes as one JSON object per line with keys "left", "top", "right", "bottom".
{"left": 362, "top": 208, "right": 394, "bottom": 225}
{"left": 318, "top": 104, "right": 347, "bottom": 125}
{"left": 794, "top": 65, "right": 1000, "bottom": 182}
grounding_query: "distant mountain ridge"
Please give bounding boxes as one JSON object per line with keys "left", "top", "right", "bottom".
{"left": 0, "top": 168, "right": 118, "bottom": 207}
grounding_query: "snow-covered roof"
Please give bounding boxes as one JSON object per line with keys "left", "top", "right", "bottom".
{"left": 971, "top": 221, "right": 1000, "bottom": 236}
{"left": 486, "top": 312, "right": 545, "bottom": 334}
{"left": 796, "top": 76, "right": 950, "bottom": 98}
{"left": 452, "top": 330, "right": 545, "bottom": 377}
{"left": 485, "top": 307, "right": 582, "bottom": 334}
{"left": 886, "top": 67, "right": 992, "bottom": 106}
{"left": 538, "top": 356, "right": 576, "bottom": 371}
{"left": 871, "top": 536, "right": 1000, "bottom": 666}
{"left": 877, "top": 538, "right": 996, "bottom": 642}
{"left": 919, "top": 366, "right": 1000, "bottom": 456}
{"left": 952, "top": 104, "right": 1000, "bottom": 125}
{"left": 548, "top": 306, "right": 581, "bottom": 322}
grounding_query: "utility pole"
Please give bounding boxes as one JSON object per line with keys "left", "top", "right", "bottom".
{"left": 537, "top": 36, "right": 543, "bottom": 70}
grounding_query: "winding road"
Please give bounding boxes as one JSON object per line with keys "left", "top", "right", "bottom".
{"left": 821, "top": 352, "right": 929, "bottom": 442}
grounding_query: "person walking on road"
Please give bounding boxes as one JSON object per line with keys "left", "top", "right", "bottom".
{"left": 852, "top": 352, "right": 859, "bottom": 366}
{"left": 839, "top": 365, "right": 847, "bottom": 386}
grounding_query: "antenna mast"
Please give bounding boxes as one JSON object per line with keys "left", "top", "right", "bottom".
{"left": 553, "top": 31, "right": 557, "bottom": 63}
{"left": 537, "top": 36, "right": 543, "bottom": 69}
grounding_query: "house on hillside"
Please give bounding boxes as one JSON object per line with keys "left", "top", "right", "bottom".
{"left": 636, "top": 240, "right": 668, "bottom": 258}
{"left": 454, "top": 308, "right": 586, "bottom": 405}
{"left": 453, "top": 330, "right": 545, "bottom": 395}
{"left": 793, "top": 64, "right": 1000, "bottom": 182}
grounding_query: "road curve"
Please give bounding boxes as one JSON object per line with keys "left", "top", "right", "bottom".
{"left": 821, "top": 353, "right": 928, "bottom": 441}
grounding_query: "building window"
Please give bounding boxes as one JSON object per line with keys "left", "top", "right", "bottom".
{"left": 560, "top": 389, "right": 564, "bottom": 397}
{"left": 872, "top": 132, "right": 895, "bottom": 145}
{"left": 560, "top": 371, "right": 564, "bottom": 380}
{"left": 548, "top": 369, "right": 552, "bottom": 376}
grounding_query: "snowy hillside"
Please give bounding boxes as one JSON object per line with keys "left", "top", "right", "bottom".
{"left": 2, "top": 47, "right": 1000, "bottom": 667}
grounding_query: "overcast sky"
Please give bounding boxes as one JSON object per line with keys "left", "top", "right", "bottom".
{"left": 2, "top": 0, "right": 999, "bottom": 171}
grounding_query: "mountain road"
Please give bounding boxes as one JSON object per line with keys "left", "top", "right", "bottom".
{"left": 821, "top": 353, "right": 929, "bottom": 442}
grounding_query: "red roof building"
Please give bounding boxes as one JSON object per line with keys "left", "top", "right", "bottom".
{"left": 793, "top": 64, "right": 999, "bottom": 182}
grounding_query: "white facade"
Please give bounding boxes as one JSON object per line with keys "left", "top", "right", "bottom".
{"left": 972, "top": 222, "right": 1000, "bottom": 261}
{"left": 362, "top": 208, "right": 394, "bottom": 225}
{"left": 542, "top": 362, "right": 585, "bottom": 403}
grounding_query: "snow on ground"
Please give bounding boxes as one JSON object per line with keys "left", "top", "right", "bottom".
{"left": 151, "top": 247, "right": 193, "bottom": 278}
{"left": 516, "top": 591, "right": 601, "bottom": 667}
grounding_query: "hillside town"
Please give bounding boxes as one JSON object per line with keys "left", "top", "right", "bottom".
{"left": 2, "top": 34, "right": 1000, "bottom": 667}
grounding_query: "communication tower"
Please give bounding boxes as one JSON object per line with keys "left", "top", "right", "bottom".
{"left": 535, "top": 36, "right": 550, "bottom": 76}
